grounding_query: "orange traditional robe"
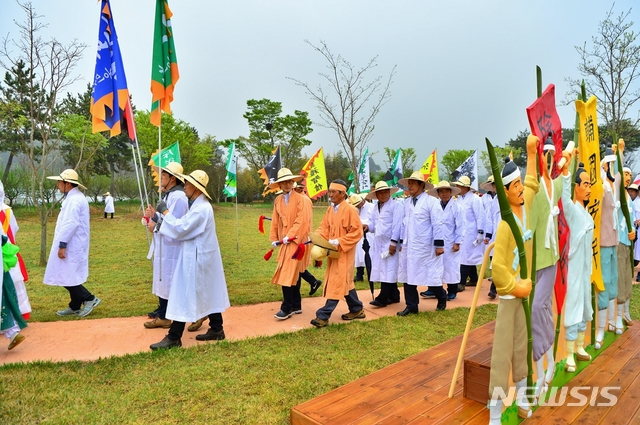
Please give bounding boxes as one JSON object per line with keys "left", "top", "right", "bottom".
{"left": 316, "top": 201, "right": 363, "bottom": 299}
{"left": 270, "top": 190, "right": 310, "bottom": 287}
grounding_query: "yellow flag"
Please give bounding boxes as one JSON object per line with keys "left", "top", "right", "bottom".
{"left": 576, "top": 96, "right": 604, "bottom": 292}
{"left": 419, "top": 149, "right": 439, "bottom": 185}
{"left": 301, "top": 148, "right": 327, "bottom": 200}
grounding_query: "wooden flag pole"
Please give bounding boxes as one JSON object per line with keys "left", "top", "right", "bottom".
{"left": 158, "top": 123, "right": 162, "bottom": 282}
{"left": 448, "top": 242, "right": 495, "bottom": 398}
{"left": 131, "top": 143, "right": 150, "bottom": 247}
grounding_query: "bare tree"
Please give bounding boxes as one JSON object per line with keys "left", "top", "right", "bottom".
{"left": 288, "top": 40, "right": 396, "bottom": 191}
{"left": 566, "top": 6, "right": 640, "bottom": 147}
{"left": 0, "top": 1, "right": 86, "bottom": 265}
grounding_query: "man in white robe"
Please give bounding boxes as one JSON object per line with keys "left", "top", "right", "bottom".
{"left": 396, "top": 172, "right": 444, "bottom": 314}
{"left": 351, "top": 194, "right": 374, "bottom": 283}
{"left": 103, "top": 192, "right": 115, "bottom": 219}
{"left": 150, "top": 170, "right": 230, "bottom": 350}
{"left": 144, "top": 162, "right": 189, "bottom": 329}
{"left": 561, "top": 160, "right": 594, "bottom": 373}
{"left": 44, "top": 169, "right": 100, "bottom": 318}
{"left": 367, "top": 181, "right": 403, "bottom": 307}
{"left": 452, "top": 176, "right": 485, "bottom": 292}
{"left": 630, "top": 183, "right": 640, "bottom": 284}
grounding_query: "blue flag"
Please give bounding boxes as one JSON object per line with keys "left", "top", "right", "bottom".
{"left": 90, "top": 0, "right": 130, "bottom": 137}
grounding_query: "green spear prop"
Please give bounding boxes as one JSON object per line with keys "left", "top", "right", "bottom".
{"left": 485, "top": 137, "right": 534, "bottom": 401}
{"left": 615, "top": 143, "right": 634, "bottom": 278}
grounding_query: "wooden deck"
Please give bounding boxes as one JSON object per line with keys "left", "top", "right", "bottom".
{"left": 291, "top": 321, "right": 640, "bottom": 424}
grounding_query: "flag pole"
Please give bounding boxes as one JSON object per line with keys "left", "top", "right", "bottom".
{"left": 158, "top": 122, "right": 162, "bottom": 282}
{"left": 131, "top": 143, "right": 150, "bottom": 246}
{"left": 235, "top": 189, "right": 239, "bottom": 252}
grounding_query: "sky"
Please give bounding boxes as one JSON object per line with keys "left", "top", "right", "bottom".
{"left": 1, "top": 0, "right": 639, "bottom": 174}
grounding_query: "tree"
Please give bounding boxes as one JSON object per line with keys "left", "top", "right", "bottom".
{"left": 505, "top": 128, "right": 575, "bottom": 168}
{"left": 324, "top": 150, "right": 351, "bottom": 186}
{"left": 59, "top": 84, "right": 134, "bottom": 194}
{"left": 236, "top": 167, "right": 264, "bottom": 204}
{"left": 235, "top": 99, "right": 313, "bottom": 173}
{"left": 440, "top": 149, "right": 474, "bottom": 179}
{"left": 135, "top": 110, "right": 213, "bottom": 173}
{"left": 480, "top": 146, "right": 522, "bottom": 175}
{"left": 0, "top": 59, "right": 38, "bottom": 181}
{"left": 0, "top": 1, "right": 86, "bottom": 265}
{"left": 289, "top": 40, "right": 396, "bottom": 192}
{"left": 567, "top": 6, "right": 640, "bottom": 148}
{"left": 383, "top": 147, "right": 416, "bottom": 175}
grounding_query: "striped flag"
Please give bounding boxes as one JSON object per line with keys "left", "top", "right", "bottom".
{"left": 90, "top": 0, "right": 130, "bottom": 137}
{"left": 223, "top": 143, "right": 237, "bottom": 197}
{"left": 150, "top": 0, "right": 179, "bottom": 127}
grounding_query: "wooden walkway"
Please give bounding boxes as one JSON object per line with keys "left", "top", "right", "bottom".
{"left": 291, "top": 321, "right": 640, "bottom": 424}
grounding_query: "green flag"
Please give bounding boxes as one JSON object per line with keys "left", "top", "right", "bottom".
{"left": 223, "top": 143, "right": 237, "bottom": 197}
{"left": 150, "top": 141, "right": 181, "bottom": 167}
{"left": 150, "top": 0, "right": 179, "bottom": 127}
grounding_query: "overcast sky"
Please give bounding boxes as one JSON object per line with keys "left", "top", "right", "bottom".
{"left": 1, "top": 0, "right": 639, "bottom": 174}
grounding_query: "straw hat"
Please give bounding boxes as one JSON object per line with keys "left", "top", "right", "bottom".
{"left": 155, "top": 161, "right": 185, "bottom": 182}
{"left": 179, "top": 170, "right": 211, "bottom": 200}
{"left": 427, "top": 180, "right": 460, "bottom": 198}
{"left": 365, "top": 181, "right": 399, "bottom": 200}
{"left": 398, "top": 171, "right": 434, "bottom": 190}
{"left": 628, "top": 183, "right": 639, "bottom": 192}
{"left": 480, "top": 175, "right": 495, "bottom": 192}
{"left": 348, "top": 193, "right": 364, "bottom": 206}
{"left": 451, "top": 175, "right": 471, "bottom": 188}
{"left": 309, "top": 232, "right": 339, "bottom": 258}
{"left": 268, "top": 168, "right": 304, "bottom": 189}
{"left": 103, "top": 192, "right": 111, "bottom": 197}
{"left": 47, "top": 169, "right": 86, "bottom": 190}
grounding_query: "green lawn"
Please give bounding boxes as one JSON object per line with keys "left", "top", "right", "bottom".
{"left": 4, "top": 202, "right": 638, "bottom": 424}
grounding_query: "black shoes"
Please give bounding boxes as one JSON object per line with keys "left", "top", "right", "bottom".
{"left": 196, "top": 329, "right": 226, "bottom": 341}
{"left": 369, "top": 299, "right": 387, "bottom": 307}
{"left": 353, "top": 276, "right": 364, "bottom": 282}
{"left": 436, "top": 301, "right": 446, "bottom": 311}
{"left": 397, "top": 308, "right": 418, "bottom": 317}
{"left": 309, "top": 279, "right": 322, "bottom": 296}
{"left": 150, "top": 336, "right": 182, "bottom": 350}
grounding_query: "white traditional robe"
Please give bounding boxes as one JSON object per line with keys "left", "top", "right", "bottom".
{"left": 483, "top": 193, "right": 500, "bottom": 256}
{"left": 160, "top": 194, "right": 230, "bottom": 323}
{"left": 43, "top": 187, "right": 90, "bottom": 287}
{"left": 458, "top": 191, "right": 485, "bottom": 265}
{"left": 151, "top": 188, "right": 189, "bottom": 299}
{"left": 104, "top": 195, "right": 115, "bottom": 213}
{"left": 634, "top": 196, "right": 640, "bottom": 261}
{"left": 561, "top": 174, "right": 594, "bottom": 328}
{"left": 355, "top": 201, "right": 374, "bottom": 268}
{"left": 398, "top": 192, "right": 444, "bottom": 287}
{"left": 439, "top": 198, "right": 463, "bottom": 284}
{"left": 369, "top": 198, "right": 403, "bottom": 283}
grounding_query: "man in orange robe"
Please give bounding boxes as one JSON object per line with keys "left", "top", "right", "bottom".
{"left": 269, "top": 168, "right": 310, "bottom": 320}
{"left": 294, "top": 182, "right": 322, "bottom": 295}
{"left": 311, "top": 179, "right": 365, "bottom": 327}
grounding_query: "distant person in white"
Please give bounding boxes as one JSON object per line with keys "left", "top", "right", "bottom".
{"left": 103, "top": 192, "right": 115, "bottom": 219}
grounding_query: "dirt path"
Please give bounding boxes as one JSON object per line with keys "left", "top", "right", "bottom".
{"left": 0, "top": 282, "right": 495, "bottom": 365}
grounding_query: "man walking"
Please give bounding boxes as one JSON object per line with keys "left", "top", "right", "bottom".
{"left": 150, "top": 170, "right": 230, "bottom": 349}
{"left": 310, "top": 180, "right": 365, "bottom": 327}
{"left": 144, "top": 162, "right": 189, "bottom": 329}
{"left": 44, "top": 169, "right": 101, "bottom": 318}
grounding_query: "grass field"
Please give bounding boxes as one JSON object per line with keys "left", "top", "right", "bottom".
{"left": 4, "top": 202, "right": 639, "bottom": 424}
